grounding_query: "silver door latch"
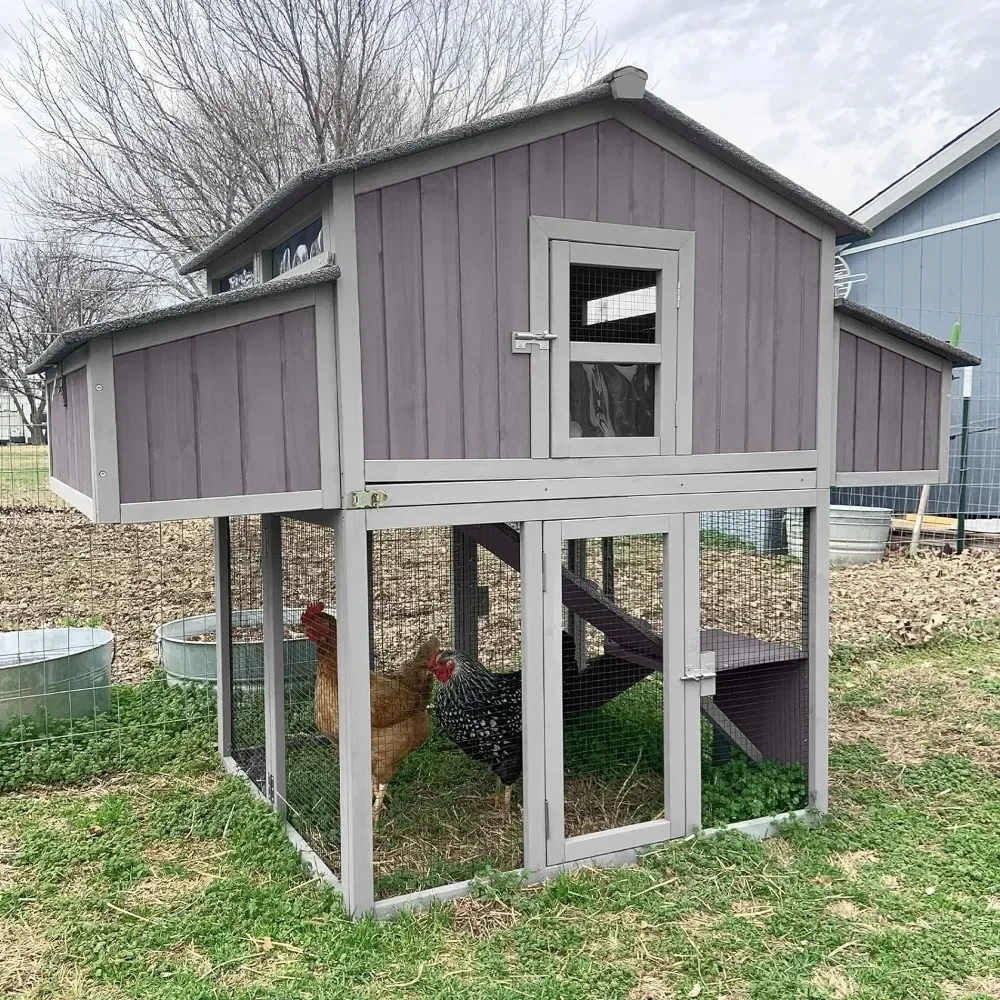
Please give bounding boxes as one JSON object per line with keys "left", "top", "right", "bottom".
{"left": 351, "top": 489, "right": 389, "bottom": 509}
{"left": 512, "top": 330, "right": 558, "bottom": 353}
{"left": 682, "top": 652, "right": 717, "bottom": 695}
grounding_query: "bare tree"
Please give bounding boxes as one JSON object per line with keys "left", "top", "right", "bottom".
{"left": 0, "top": 240, "right": 153, "bottom": 443}
{"left": 2, "top": 0, "right": 610, "bottom": 294}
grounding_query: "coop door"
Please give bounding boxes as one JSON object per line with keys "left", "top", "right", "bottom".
{"left": 541, "top": 515, "right": 691, "bottom": 865}
{"left": 549, "top": 242, "right": 679, "bottom": 458}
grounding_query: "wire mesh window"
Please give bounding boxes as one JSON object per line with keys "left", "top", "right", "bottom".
{"left": 699, "top": 509, "right": 809, "bottom": 826}
{"left": 368, "top": 524, "right": 523, "bottom": 900}
{"left": 561, "top": 534, "right": 665, "bottom": 838}
{"left": 279, "top": 518, "right": 338, "bottom": 875}
{"left": 228, "top": 515, "right": 267, "bottom": 794}
{"left": 570, "top": 264, "right": 657, "bottom": 344}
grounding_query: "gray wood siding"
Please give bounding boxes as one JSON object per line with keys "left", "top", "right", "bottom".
{"left": 836, "top": 331, "right": 942, "bottom": 473}
{"left": 356, "top": 120, "right": 822, "bottom": 460}
{"left": 114, "top": 307, "right": 321, "bottom": 502}
{"left": 49, "top": 367, "right": 92, "bottom": 496}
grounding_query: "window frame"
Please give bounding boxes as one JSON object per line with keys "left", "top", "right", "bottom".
{"left": 551, "top": 240, "right": 679, "bottom": 458}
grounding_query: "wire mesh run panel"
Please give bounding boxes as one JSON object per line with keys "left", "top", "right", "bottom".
{"left": 228, "top": 515, "right": 267, "bottom": 795}
{"left": 561, "top": 534, "right": 666, "bottom": 839}
{"left": 368, "top": 524, "right": 523, "bottom": 901}
{"left": 280, "top": 518, "right": 337, "bottom": 878}
{"left": 699, "top": 509, "right": 809, "bottom": 826}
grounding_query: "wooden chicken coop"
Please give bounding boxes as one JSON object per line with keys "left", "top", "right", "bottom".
{"left": 31, "top": 66, "right": 980, "bottom": 918}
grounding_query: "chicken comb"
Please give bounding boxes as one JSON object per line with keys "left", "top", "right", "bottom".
{"left": 301, "top": 601, "right": 325, "bottom": 624}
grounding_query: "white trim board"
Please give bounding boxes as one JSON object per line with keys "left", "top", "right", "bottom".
{"left": 119, "top": 490, "right": 323, "bottom": 523}
{"left": 853, "top": 105, "right": 1000, "bottom": 230}
{"left": 365, "top": 450, "right": 818, "bottom": 482}
{"left": 840, "top": 211, "right": 1000, "bottom": 256}
{"left": 49, "top": 477, "right": 96, "bottom": 520}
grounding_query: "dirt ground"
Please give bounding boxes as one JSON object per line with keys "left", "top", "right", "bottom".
{"left": 3, "top": 507, "right": 1000, "bottom": 686}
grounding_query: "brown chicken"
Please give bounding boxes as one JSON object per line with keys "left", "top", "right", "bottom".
{"left": 300, "top": 602, "right": 439, "bottom": 824}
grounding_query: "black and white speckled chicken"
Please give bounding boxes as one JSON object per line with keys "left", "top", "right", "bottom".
{"left": 429, "top": 632, "right": 654, "bottom": 815}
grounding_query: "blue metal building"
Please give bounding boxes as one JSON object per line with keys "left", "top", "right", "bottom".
{"left": 836, "top": 106, "right": 1000, "bottom": 516}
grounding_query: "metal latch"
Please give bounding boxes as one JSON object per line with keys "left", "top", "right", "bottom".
{"left": 351, "top": 489, "right": 389, "bottom": 509}
{"left": 682, "top": 652, "right": 716, "bottom": 695}
{"left": 512, "top": 330, "right": 558, "bottom": 353}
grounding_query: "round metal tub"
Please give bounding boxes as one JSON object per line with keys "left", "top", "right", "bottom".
{"left": 155, "top": 608, "right": 321, "bottom": 688}
{"left": 787, "top": 505, "right": 892, "bottom": 566}
{"left": 0, "top": 628, "right": 114, "bottom": 728}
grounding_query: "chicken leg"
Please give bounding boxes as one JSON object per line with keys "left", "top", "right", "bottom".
{"left": 373, "top": 782, "right": 388, "bottom": 826}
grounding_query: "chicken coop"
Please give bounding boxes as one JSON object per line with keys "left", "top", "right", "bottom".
{"left": 30, "top": 66, "right": 979, "bottom": 917}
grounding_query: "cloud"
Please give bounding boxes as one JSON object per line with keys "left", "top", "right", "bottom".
{"left": 600, "top": 0, "right": 1000, "bottom": 211}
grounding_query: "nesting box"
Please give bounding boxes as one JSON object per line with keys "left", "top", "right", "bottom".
{"left": 31, "top": 66, "right": 979, "bottom": 917}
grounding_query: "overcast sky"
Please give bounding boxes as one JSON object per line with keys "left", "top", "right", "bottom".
{"left": 0, "top": 0, "right": 998, "bottom": 240}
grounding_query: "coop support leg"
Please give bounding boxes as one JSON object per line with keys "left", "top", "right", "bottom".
{"left": 336, "top": 510, "right": 375, "bottom": 916}
{"left": 807, "top": 501, "right": 831, "bottom": 813}
{"left": 681, "top": 513, "right": 703, "bottom": 835}
{"left": 261, "top": 514, "right": 286, "bottom": 820}
{"left": 601, "top": 537, "right": 614, "bottom": 654}
{"left": 452, "top": 527, "right": 479, "bottom": 660}
{"left": 213, "top": 517, "right": 232, "bottom": 759}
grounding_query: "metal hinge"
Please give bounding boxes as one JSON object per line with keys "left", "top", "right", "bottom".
{"left": 676, "top": 282, "right": 681, "bottom": 308}
{"left": 544, "top": 800, "right": 550, "bottom": 839}
{"left": 351, "top": 489, "right": 388, "bottom": 509}
{"left": 267, "top": 773, "right": 275, "bottom": 804}
{"left": 542, "top": 559, "right": 547, "bottom": 593}
{"left": 512, "top": 330, "right": 558, "bottom": 353}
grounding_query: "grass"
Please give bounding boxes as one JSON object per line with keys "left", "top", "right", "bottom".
{"left": 0, "top": 444, "right": 55, "bottom": 507}
{"left": 3, "top": 629, "right": 1000, "bottom": 997}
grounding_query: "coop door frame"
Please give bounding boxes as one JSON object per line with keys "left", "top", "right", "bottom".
{"left": 541, "top": 513, "right": 692, "bottom": 866}
{"left": 524, "top": 217, "right": 695, "bottom": 462}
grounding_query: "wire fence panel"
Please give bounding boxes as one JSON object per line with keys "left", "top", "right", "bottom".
{"left": 699, "top": 509, "right": 809, "bottom": 827}
{"left": 279, "top": 517, "right": 338, "bottom": 877}
{"left": 369, "top": 524, "right": 523, "bottom": 900}
{"left": 561, "top": 533, "right": 666, "bottom": 839}
{"left": 0, "top": 445, "right": 215, "bottom": 792}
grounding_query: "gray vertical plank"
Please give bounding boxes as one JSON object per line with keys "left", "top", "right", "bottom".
{"left": 876, "top": 348, "right": 904, "bottom": 471}
{"left": 419, "top": 169, "right": 464, "bottom": 459}
{"left": 239, "top": 316, "right": 288, "bottom": 494}
{"left": 597, "top": 119, "right": 632, "bottom": 225}
{"left": 662, "top": 152, "right": 695, "bottom": 230}
{"left": 900, "top": 358, "right": 928, "bottom": 470}
{"left": 458, "top": 158, "right": 500, "bottom": 459}
{"left": 799, "top": 232, "right": 821, "bottom": 449}
{"left": 495, "top": 146, "right": 532, "bottom": 459}
{"left": 47, "top": 379, "right": 65, "bottom": 483}
{"left": 562, "top": 125, "right": 598, "bottom": 221}
{"left": 192, "top": 326, "right": 243, "bottom": 498}
{"left": 772, "top": 219, "right": 804, "bottom": 452}
{"left": 836, "top": 333, "right": 857, "bottom": 472}
{"left": 852, "top": 338, "right": 881, "bottom": 472}
{"left": 923, "top": 368, "right": 942, "bottom": 469}
{"left": 519, "top": 521, "right": 545, "bottom": 870}
{"left": 145, "top": 338, "right": 199, "bottom": 501}
{"left": 280, "top": 308, "right": 322, "bottom": 491}
{"left": 112, "top": 352, "right": 151, "bottom": 503}
{"left": 381, "top": 179, "right": 428, "bottom": 460}
{"left": 718, "top": 188, "right": 750, "bottom": 453}
{"left": 807, "top": 502, "right": 830, "bottom": 814}
{"left": 528, "top": 135, "right": 564, "bottom": 217}
{"left": 691, "top": 172, "right": 723, "bottom": 453}
{"left": 355, "top": 190, "right": 390, "bottom": 461}
{"left": 746, "top": 206, "right": 776, "bottom": 452}
{"left": 630, "top": 131, "right": 663, "bottom": 228}
{"left": 67, "top": 368, "right": 92, "bottom": 496}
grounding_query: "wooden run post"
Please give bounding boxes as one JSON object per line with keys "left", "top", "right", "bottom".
{"left": 213, "top": 517, "right": 232, "bottom": 759}
{"left": 261, "top": 514, "right": 287, "bottom": 819}
{"left": 806, "top": 501, "right": 831, "bottom": 813}
{"left": 336, "top": 509, "right": 375, "bottom": 916}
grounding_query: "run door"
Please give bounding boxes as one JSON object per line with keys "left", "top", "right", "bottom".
{"left": 542, "top": 514, "right": 694, "bottom": 865}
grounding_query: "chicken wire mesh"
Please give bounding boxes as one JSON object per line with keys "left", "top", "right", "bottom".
{"left": 368, "top": 524, "right": 523, "bottom": 900}
{"left": 0, "top": 447, "right": 216, "bottom": 791}
{"left": 699, "top": 509, "right": 809, "bottom": 825}
{"left": 278, "top": 517, "right": 337, "bottom": 875}
{"left": 561, "top": 534, "right": 666, "bottom": 838}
